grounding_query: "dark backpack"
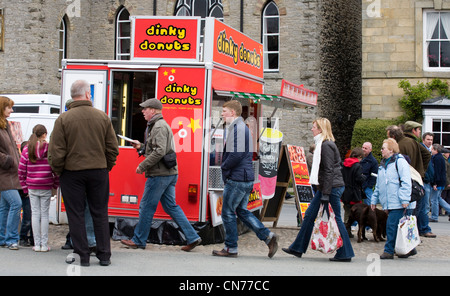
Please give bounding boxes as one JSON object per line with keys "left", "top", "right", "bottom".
{"left": 395, "top": 157, "right": 425, "bottom": 202}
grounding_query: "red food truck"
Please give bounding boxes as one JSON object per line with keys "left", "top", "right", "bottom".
{"left": 58, "top": 17, "right": 317, "bottom": 243}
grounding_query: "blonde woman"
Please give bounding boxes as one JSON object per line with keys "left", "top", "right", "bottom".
{"left": 283, "top": 118, "right": 354, "bottom": 262}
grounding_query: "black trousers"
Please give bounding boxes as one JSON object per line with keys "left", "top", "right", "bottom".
{"left": 60, "top": 169, "right": 111, "bottom": 263}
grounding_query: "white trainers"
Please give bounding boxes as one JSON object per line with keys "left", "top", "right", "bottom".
{"left": 33, "top": 246, "right": 41, "bottom": 252}
{"left": 40, "top": 246, "right": 50, "bottom": 252}
{"left": 8, "top": 243, "right": 19, "bottom": 250}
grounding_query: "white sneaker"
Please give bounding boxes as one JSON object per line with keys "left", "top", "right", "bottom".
{"left": 40, "top": 246, "right": 50, "bottom": 252}
{"left": 8, "top": 243, "right": 19, "bottom": 250}
{"left": 33, "top": 246, "right": 41, "bottom": 252}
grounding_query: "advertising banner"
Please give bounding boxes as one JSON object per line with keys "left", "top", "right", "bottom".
{"left": 287, "top": 145, "right": 314, "bottom": 218}
{"left": 259, "top": 128, "right": 283, "bottom": 199}
{"left": 212, "top": 19, "right": 264, "bottom": 79}
{"left": 131, "top": 17, "right": 200, "bottom": 62}
{"left": 156, "top": 66, "right": 206, "bottom": 220}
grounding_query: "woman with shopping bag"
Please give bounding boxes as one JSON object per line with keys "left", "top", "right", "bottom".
{"left": 370, "top": 138, "right": 417, "bottom": 259}
{"left": 282, "top": 118, "right": 355, "bottom": 262}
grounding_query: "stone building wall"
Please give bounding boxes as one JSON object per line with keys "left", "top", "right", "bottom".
{"left": 362, "top": 0, "right": 450, "bottom": 120}
{"left": 0, "top": 0, "right": 335, "bottom": 148}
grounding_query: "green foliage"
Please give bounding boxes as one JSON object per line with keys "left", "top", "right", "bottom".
{"left": 398, "top": 78, "right": 449, "bottom": 123}
{"left": 350, "top": 118, "right": 397, "bottom": 162}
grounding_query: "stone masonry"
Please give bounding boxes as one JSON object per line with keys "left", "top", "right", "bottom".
{"left": 0, "top": 0, "right": 360, "bottom": 150}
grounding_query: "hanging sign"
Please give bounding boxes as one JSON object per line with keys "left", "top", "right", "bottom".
{"left": 131, "top": 17, "right": 200, "bottom": 62}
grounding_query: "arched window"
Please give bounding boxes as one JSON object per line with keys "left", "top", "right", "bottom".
{"left": 175, "top": 0, "right": 223, "bottom": 21}
{"left": 115, "top": 6, "right": 131, "bottom": 60}
{"left": 59, "top": 15, "right": 68, "bottom": 70}
{"left": 262, "top": 1, "right": 280, "bottom": 72}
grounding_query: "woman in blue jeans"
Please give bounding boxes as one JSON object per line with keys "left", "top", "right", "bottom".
{"left": 282, "top": 118, "right": 354, "bottom": 262}
{"left": 0, "top": 96, "right": 23, "bottom": 250}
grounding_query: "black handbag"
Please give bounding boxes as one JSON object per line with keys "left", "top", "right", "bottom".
{"left": 162, "top": 151, "right": 177, "bottom": 169}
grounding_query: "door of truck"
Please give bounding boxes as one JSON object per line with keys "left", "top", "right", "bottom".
{"left": 61, "top": 70, "right": 108, "bottom": 112}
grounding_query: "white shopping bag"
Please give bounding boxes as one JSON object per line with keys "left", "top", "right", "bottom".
{"left": 310, "top": 203, "right": 343, "bottom": 254}
{"left": 395, "top": 215, "right": 420, "bottom": 255}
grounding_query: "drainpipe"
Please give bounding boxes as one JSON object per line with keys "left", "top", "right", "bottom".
{"left": 240, "top": 0, "right": 244, "bottom": 32}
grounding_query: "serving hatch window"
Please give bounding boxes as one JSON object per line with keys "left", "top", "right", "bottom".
{"left": 111, "top": 71, "right": 156, "bottom": 146}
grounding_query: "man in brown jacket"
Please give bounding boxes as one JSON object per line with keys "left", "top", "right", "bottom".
{"left": 49, "top": 80, "right": 119, "bottom": 266}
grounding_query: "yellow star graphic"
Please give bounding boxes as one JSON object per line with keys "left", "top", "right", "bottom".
{"left": 187, "top": 118, "right": 202, "bottom": 133}
{"left": 171, "top": 68, "right": 176, "bottom": 74}
{"left": 163, "top": 71, "right": 168, "bottom": 76}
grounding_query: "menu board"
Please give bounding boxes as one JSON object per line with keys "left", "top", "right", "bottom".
{"left": 286, "top": 145, "right": 313, "bottom": 218}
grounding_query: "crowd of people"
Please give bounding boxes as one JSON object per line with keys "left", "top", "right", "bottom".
{"left": 1, "top": 81, "right": 450, "bottom": 266}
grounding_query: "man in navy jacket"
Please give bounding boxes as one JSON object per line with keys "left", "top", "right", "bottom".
{"left": 212, "top": 100, "right": 278, "bottom": 258}
{"left": 360, "top": 142, "right": 378, "bottom": 205}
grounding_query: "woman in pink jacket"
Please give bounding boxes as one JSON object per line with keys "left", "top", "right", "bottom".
{"left": 18, "top": 124, "right": 59, "bottom": 252}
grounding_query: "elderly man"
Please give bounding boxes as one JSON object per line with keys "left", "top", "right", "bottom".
{"left": 49, "top": 80, "right": 119, "bottom": 266}
{"left": 360, "top": 142, "right": 378, "bottom": 205}
{"left": 121, "top": 98, "right": 201, "bottom": 252}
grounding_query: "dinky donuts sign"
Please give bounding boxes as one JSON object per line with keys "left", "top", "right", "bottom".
{"left": 131, "top": 17, "right": 200, "bottom": 61}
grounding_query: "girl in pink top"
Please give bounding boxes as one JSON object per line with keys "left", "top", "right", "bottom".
{"left": 18, "top": 124, "right": 59, "bottom": 252}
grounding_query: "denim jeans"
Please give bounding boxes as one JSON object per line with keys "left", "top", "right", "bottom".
{"left": 289, "top": 186, "right": 355, "bottom": 259}
{"left": 0, "top": 190, "right": 22, "bottom": 246}
{"left": 363, "top": 187, "right": 374, "bottom": 206}
{"left": 430, "top": 188, "right": 450, "bottom": 220}
{"left": 416, "top": 190, "right": 432, "bottom": 235}
{"left": 384, "top": 208, "right": 407, "bottom": 255}
{"left": 29, "top": 189, "right": 52, "bottom": 248}
{"left": 222, "top": 179, "right": 272, "bottom": 253}
{"left": 132, "top": 175, "right": 200, "bottom": 247}
{"left": 423, "top": 183, "right": 432, "bottom": 214}
{"left": 19, "top": 190, "right": 32, "bottom": 241}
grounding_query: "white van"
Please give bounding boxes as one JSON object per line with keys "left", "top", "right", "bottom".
{"left": 5, "top": 94, "right": 60, "bottom": 142}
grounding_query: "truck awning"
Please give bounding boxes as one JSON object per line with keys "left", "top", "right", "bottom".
{"left": 214, "top": 90, "right": 317, "bottom": 110}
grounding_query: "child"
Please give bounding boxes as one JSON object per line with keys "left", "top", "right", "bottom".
{"left": 341, "top": 147, "right": 366, "bottom": 235}
{"left": 18, "top": 124, "right": 59, "bottom": 252}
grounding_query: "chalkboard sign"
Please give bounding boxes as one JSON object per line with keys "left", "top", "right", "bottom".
{"left": 296, "top": 185, "right": 314, "bottom": 203}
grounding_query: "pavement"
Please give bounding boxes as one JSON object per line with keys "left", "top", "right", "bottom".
{"left": 0, "top": 201, "right": 449, "bottom": 277}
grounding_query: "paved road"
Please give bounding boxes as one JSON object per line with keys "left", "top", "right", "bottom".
{"left": 0, "top": 202, "right": 449, "bottom": 277}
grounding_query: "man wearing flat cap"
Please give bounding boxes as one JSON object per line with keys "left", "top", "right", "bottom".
{"left": 401, "top": 121, "right": 435, "bottom": 237}
{"left": 121, "top": 98, "right": 201, "bottom": 251}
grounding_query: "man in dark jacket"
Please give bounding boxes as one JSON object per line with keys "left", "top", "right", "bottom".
{"left": 430, "top": 144, "right": 450, "bottom": 221}
{"left": 212, "top": 100, "right": 278, "bottom": 258}
{"left": 360, "top": 142, "right": 378, "bottom": 205}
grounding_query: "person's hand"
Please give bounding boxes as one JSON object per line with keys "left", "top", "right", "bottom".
{"left": 320, "top": 194, "right": 329, "bottom": 204}
{"left": 433, "top": 185, "right": 437, "bottom": 191}
{"left": 130, "top": 140, "right": 141, "bottom": 149}
{"left": 136, "top": 166, "right": 143, "bottom": 174}
{"left": 402, "top": 203, "right": 409, "bottom": 208}
{"left": 371, "top": 204, "right": 376, "bottom": 211}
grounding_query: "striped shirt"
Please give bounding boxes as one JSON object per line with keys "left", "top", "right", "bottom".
{"left": 18, "top": 141, "right": 59, "bottom": 193}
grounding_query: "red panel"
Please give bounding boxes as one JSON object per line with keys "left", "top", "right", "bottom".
{"left": 212, "top": 68, "right": 263, "bottom": 94}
